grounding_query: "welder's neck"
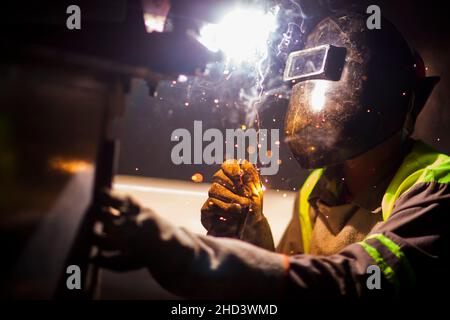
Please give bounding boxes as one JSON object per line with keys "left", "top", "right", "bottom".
{"left": 343, "top": 132, "right": 405, "bottom": 199}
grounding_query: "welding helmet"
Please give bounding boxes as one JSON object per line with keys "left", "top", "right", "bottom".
{"left": 284, "top": 12, "right": 439, "bottom": 168}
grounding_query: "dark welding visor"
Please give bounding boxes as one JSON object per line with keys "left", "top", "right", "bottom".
{"left": 283, "top": 44, "right": 347, "bottom": 82}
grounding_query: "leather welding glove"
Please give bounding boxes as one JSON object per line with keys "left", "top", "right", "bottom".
{"left": 92, "top": 190, "right": 155, "bottom": 271}
{"left": 201, "top": 160, "right": 275, "bottom": 251}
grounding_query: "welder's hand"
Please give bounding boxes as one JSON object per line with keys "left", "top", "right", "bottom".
{"left": 92, "top": 189, "right": 156, "bottom": 272}
{"left": 201, "top": 160, "right": 275, "bottom": 250}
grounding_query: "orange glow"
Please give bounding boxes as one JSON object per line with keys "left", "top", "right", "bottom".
{"left": 191, "top": 173, "right": 204, "bottom": 183}
{"left": 50, "top": 157, "right": 92, "bottom": 173}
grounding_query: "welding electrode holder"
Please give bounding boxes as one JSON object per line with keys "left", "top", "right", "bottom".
{"left": 237, "top": 205, "right": 252, "bottom": 240}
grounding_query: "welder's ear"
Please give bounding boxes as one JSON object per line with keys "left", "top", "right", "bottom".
{"left": 411, "top": 76, "right": 440, "bottom": 119}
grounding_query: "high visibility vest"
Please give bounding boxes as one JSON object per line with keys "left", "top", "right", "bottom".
{"left": 298, "top": 140, "right": 450, "bottom": 254}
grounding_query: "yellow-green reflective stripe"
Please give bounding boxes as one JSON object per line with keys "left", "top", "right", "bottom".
{"left": 366, "top": 234, "right": 416, "bottom": 287}
{"left": 299, "top": 168, "right": 323, "bottom": 254}
{"left": 358, "top": 241, "right": 399, "bottom": 288}
{"left": 382, "top": 141, "right": 450, "bottom": 220}
{"left": 422, "top": 154, "right": 450, "bottom": 184}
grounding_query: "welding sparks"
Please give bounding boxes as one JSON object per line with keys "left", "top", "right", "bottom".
{"left": 191, "top": 173, "right": 204, "bottom": 183}
{"left": 177, "top": 74, "right": 188, "bottom": 83}
{"left": 198, "top": 7, "right": 278, "bottom": 63}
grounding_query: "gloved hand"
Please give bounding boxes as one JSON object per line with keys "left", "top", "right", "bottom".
{"left": 92, "top": 189, "right": 156, "bottom": 272}
{"left": 201, "top": 160, "right": 275, "bottom": 251}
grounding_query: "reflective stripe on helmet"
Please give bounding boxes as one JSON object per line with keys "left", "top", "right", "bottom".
{"left": 381, "top": 141, "right": 450, "bottom": 220}
{"left": 298, "top": 168, "right": 323, "bottom": 254}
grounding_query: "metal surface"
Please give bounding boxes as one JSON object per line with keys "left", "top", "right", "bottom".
{"left": 0, "top": 58, "right": 115, "bottom": 298}
{"left": 0, "top": 0, "right": 221, "bottom": 299}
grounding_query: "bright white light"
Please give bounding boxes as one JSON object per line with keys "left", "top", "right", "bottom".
{"left": 143, "top": 13, "right": 166, "bottom": 33}
{"left": 198, "top": 7, "right": 278, "bottom": 63}
{"left": 177, "top": 74, "right": 188, "bottom": 82}
{"left": 310, "top": 81, "right": 329, "bottom": 112}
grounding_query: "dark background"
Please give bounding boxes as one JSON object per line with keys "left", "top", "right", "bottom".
{"left": 117, "top": 0, "right": 450, "bottom": 190}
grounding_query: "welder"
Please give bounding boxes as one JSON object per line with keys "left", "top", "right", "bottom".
{"left": 94, "top": 12, "right": 450, "bottom": 299}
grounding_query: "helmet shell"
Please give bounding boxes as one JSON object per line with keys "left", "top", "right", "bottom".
{"left": 285, "top": 13, "right": 418, "bottom": 168}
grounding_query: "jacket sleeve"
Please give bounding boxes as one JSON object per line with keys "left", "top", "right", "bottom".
{"left": 204, "top": 214, "right": 276, "bottom": 251}
{"left": 145, "top": 181, "right": 449, "bottom": 299}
